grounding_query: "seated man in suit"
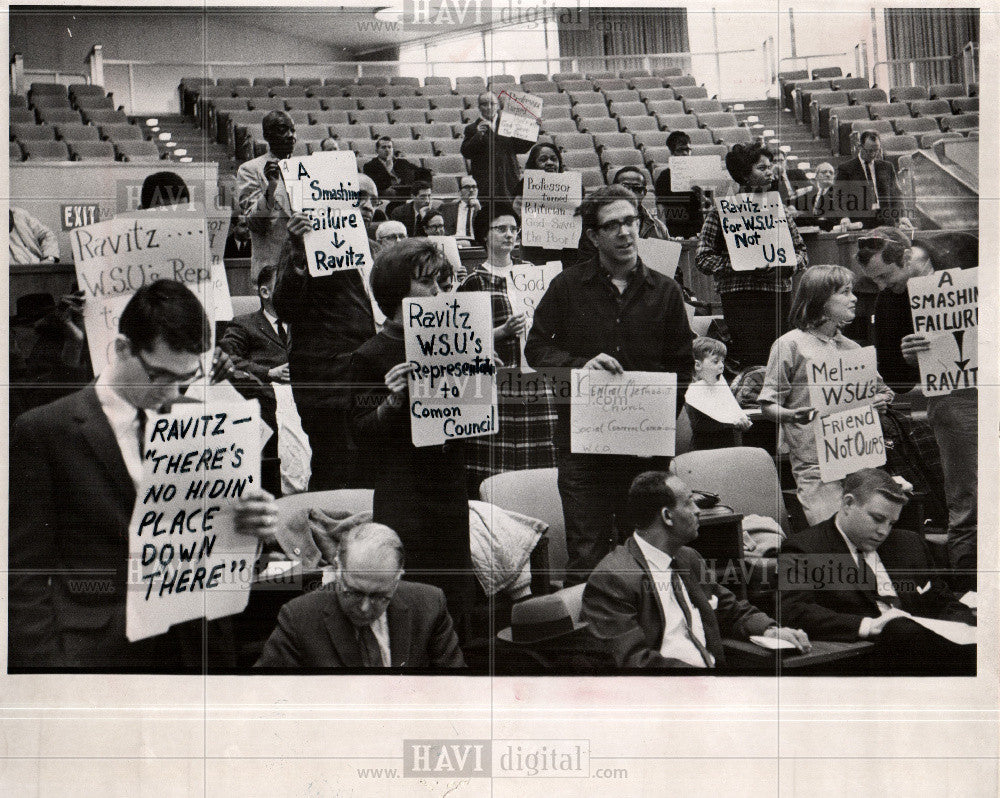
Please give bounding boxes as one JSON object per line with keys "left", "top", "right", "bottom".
{"left": 390, "top": 180, "right": 439, "bottom": 237}
{"left": 9, "top": 280, "right": 279, "bottom": 670}
{"left": 375, "top": 220, "right": 408, "bottom": 247}
{"left": 583, "top": 472, "right": 810, "bottom": 669}
{"left": 363, "top": 136, "right": 422, "bottom": 199}
{"left": 653, "top": 131, "right": 705, "bottom": 240}
{"left": 439, "top": 175, "right": 481, "bottom": 240}
{"left": 793, "top": 162, "right": 839, "bottom": 231}
{"left": 256, "top": 523, "right": 466, "bottom": 668}
{"left": 779, "top": 468, "right": 975, "bottom": 675}
{"left": 770, "top": 148, "right": 810, "bottom": 209}
{"left": 220, "top": 265, "right": 290, "bottom": 385}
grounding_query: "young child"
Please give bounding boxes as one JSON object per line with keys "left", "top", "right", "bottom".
{"left": 685, "top": 336, "right": 753, "bottom": 450}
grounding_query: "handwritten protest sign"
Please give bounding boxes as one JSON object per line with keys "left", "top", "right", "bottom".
{"left": 280, "top": 151, "right": 373, "bottom": 279}
{"left": 506, "top": 261, "right": 561, "bottom": 372}
{"left": 521, "top": 169, "right": 583, "bottom": 249}
{"left": 425, "top": 235, "right": 463, "bottom": 283}
{"left": 636, "top": 238, "right": 682, "bottom": 279}
{"left": 570, "top": 370, "right": 677, "bottom": 456}
{"left": 403, "top": 292, "right": 497, "bottom": 447}
{"left": 125, "top": 399, "right": 262, "bottom": 642}
{"left": 907, "top": 267, "right": 978, "bottom": 396}
{"left": 497, "top": 89, "right": 543, "bottom": 142}
{"left": 806, "top": 347, "right": 885, "bottom": 481}
{"left": 669, "top": 155, "right": 729, "bottom": 191}
{"left": 715, "top": 191, "right": 796, "bottom": 271}
{"left": 72, "top": 215, "right": 219, "bottom": 371}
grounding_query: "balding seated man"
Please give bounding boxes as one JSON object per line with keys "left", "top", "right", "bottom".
{"left": 256, "top": 523, "right": 466, "bottom": 669}
{"left": 583, "top": 472, "right": 810, "bottom": 669}
{"left": 779, "top": 468, "right": 975, "bottom": 675}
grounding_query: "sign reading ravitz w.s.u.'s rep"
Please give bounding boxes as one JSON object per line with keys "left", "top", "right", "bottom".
{"left": 403, "top": 292, "right": 497, "bottom": 447}
{"left": 126, "top": 399, "right": 262, "bottom": 642}
{"left": 715, "top": 191, "right": 795, "bottom": 271}
{"left": 280, "top": 151, "right": 372, "bottom": 278}
{"left": 807, "top": 346, "right": 886, "bottom": 482}
{"left": 907, "top": 267, "right": 978, "bottom": 396}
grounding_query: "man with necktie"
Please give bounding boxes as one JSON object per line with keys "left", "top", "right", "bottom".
{"left": 583, "top": 472, "right": 809, "bottom": 669}
{"left": 834, "top": 131, "right": 911, "bottom": 230}
{"left": 779, "top": 468, "right": 975, "bottom": 674}
{"left": 440, "top": 176, "right": 481, "bottom": 239}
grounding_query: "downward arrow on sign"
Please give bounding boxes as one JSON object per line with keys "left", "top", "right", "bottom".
{"left": 330, "top": 231, "right": 345, "bottom": 248}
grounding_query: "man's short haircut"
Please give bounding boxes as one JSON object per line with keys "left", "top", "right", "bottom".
{"left": 626, "top": 471, "right": 677, "bottom": 530}
{"left": 914, "top": 231, "right": 978, "bottom": 271}
{"left": 119, "top": 279, "right": 211, "bottom": 355}
{"left": 724, "top": 141, "right": 774, "bottom": 185}
{"left": 262, "top": 110, "right": 292, "bottom": 138}
{"left": 375, "top": 220, "right": 407, "bottom": 241}
{"left": 376, "top": 135, "right": 393, "bottom": 146}
{"left": 139, "top": 171, "right": 189, "bottom": 210}
{"left": 859, "top": 130, "right": 881, "bottom": 147}
{"left": 666, "top": 131, "right": 691, "bottom": 153}
{"left": 576, "top": 184, "right": 638, "bottom": 231}
{"left": 369, "top": 238, "right": 442, "bottom": 317}
{"left": 843, "top": 468, "right": 909, "bottom": 506}
{"left": 788, "top": 264, "right": 855, "bottom": 331}
{"left": 692, "top": 336, "right": 727, "bottom": 362}
{"left": 356, "top": 173, "right": 378, "bottom": 199}
{"left": 413, "top": 179, "right": 432, "bottom": 194}
{"left": 423, "top": 212, "right": 445, "bottom": 227}
{"left": 815, "top": 161, "right": 834, "bottom": 173}
{"left": 256, "top": 264, "right": 276, "bottom": 289}
{"left": 339, "top": 522, "right": 405, "bottom": 571}
{"left": 612, "top": 165, "right": 646, "bottom": 185}
{"left": 472, "top": 200, "right": 519, "bottom": 247}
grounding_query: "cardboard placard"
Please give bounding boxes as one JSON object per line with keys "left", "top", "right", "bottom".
{"left": 907, "top": 268, "right": 979, "bottom": 396}
{"left": 506, "top": 261, "right": 561, "bottom": 372}
{"left": 496, "top": 89, "right": 543, "bottom": 142}
{"left": 815, "top": 404, "right": 886, "bottom": 482}
{"left": 715, "top": 191, "right": 796, "bottom": 271}
{"left": 806, "top": 346, "right": 882, "bottom": 416}
{"left": 403, "top": 292, "right": 497, "bottom": 448}
{"left": 125, "top": 399, "right": 262, "bottom": 642}
{"left": 71, "top": 215, "right": 220, "bottom": 372}
{"left": 520, "top": 169, "right": 583, "bottom": 249}
{"left": 570, "top": 370, "right": 677, "bottom": 456}
{"left": 668, "top": 155, "right": 729, "bottom": 191}
{"left": 425, "top": 235, "right": 463, "bottom": 281}
{"left": 636, "top": 238, "right": 682, "bottom": 279}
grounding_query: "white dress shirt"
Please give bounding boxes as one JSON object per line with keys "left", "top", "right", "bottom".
{"left": 455, "top": 202, "right": 475, "bottom": 238}
{"left": 634, "top": 534, "right": 713, "bottom": 667}
{"left": 368, "top": 611, "right": 391, "bottom": 666}
{"left": 261, "top": 306, "right": 282, "bottom": 340}
{"left": 94, "top": 374, "right": 147, "bottom": 487}
{"left": 834, "top": 517, "right": 901, "bottom": 638}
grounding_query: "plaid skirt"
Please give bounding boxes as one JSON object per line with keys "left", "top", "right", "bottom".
{"left": 462, "top": 367, "right": 557, "bottom": 497}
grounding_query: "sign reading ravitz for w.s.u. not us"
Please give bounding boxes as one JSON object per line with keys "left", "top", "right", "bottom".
{"left": 403, "top": 292, "right": 497, "bottom": 448}
{"left": 807, "top": 346, "right": 885, "bottom": 482}
{"left": 279, "top": 151, "right": 372, "bottom": 278}
{"left": 907, "top": 267, "right": 978, "bottom": 396}
{"left": 715, "top": 191, "right": 795, "bottom": 271}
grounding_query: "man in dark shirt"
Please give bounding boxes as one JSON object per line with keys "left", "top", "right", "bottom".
{"left": 653, "top": 132, "right": 705, "bottom": 239}
{"left": 363, "top": 136, "right": 423, "bottom": 199}
{"left": 460, "top": 91, "right": 532, "bottom": 203}
{"left": 525, "top": 185, "right": 695, "bottom": 586}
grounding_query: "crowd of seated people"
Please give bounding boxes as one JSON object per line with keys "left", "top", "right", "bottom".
{"left": 8, "top": 67, "right": 979, "bottom": 675}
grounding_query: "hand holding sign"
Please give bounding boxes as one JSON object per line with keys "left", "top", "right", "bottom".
{"left": 907, "top": 267, "right": 978, "bottom": 396}
{"left": 571, "top": 370, "right": 677, "bottom": 456}
{"left": 496, "top": 90, "right": 543, "bottom": 143}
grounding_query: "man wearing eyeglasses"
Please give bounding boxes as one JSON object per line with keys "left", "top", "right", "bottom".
{"left": 256, "top": 523, "right": 465, "bottom": 668}
{"left": 526, "top": 185, "right": 695, "bottom": 587}
{"left": 9, "top": 280, "right": 279, "bottom": 670}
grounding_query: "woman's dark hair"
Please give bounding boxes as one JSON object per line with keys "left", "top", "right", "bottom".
{"left": 787, "top": 264, "right": 854, "bottom": 331}
{"left": 119, "top": 279, "right": 211, "bottom": 355}
{"left": 139, "top": 171, "right": 190, "bottom": 210}
{"left": 369, "top": 238, "right": 443, "bottom": 317}
{"left": 724, "top": 142, "right": 774, "bottom": 186}
{"left": 524, "top": 141, "right": 564, "bottom": 172}
{"left": 472, "top": 201, "right": 520, "bottom": 248}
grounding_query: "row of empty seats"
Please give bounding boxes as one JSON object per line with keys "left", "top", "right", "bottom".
{"left": 9, "top": 139, "right": 160, "bottom": 162}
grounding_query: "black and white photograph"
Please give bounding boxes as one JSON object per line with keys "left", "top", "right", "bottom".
{"left": 3, "top": 0, "right": 996, "bottom": 793}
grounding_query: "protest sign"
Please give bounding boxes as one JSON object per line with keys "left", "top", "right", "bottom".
{"left": 125, "top": 399, "right": 262, "bottom": 642}
{"left": 907, "top": 267, "right": 978, "bottom": 396}
{"left": 684, "top": 381, "right": 748, "bottom": 424}
{"left": 636, "top": 238, "right": 682, "bottom": 279}
{"left": 806, "top": 346, "right": 885, "bottom": 481}
{"left": 669, "top": 155, "right": 729, "bottom": 191}
{"left": 521, "top": 169, "right": 583, "bottom": 249}
{"left": 570, "top": 370, "right": 677, "bottom": 456}
{"left": 506, "top": 261, "right": 561, "bottom": 372}
{"left": 425, "top": 235, "right": 463, "bottom": 282}
{"left": 279, "top": 151, "right": 373, "bottom": 279}
{"left": 72, "top": 215, "right": 219, "bottom": 372}
{"left": 496, "top": 89, "right": 543, "bottom": 142}
{"left": 715, "top": 191, "right": 796, "bottom": 271}
{"left": 403, "top": 292, "right": 497, "bottom": 447}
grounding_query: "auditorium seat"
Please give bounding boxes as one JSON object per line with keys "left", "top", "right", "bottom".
{"left": 247, "top": 98, "right": 284, "bottom": 113}
{"left": 608, "top": 100, "right": 647, "bottom": 119}
{"left": 428, "top": 95, "right": 464, "bottom": 109}
{"left": 810, "top": 91, "right": 849, "bottom": 136}
{"left": 711, "top": 127, "right": 753, "bottom": 146}
{"left": 425, "top": 108, "right": 462, "bottom": 124}
{"left": 99, "top": 124, "right": 143, "bottom": 141}
{"left": 212, "top": 96, "right": 251, "bottom": 114}
{"left": 576, "top": 117, "right": 618, "bottom": 134}
{"left": 941, "top": 113, "right": 978, "bottom": 132}
{"left": 75, "top": 95, "right": 116, "bottom": 111}
{"left": 357, "top": 96, "right": 393, "bottom": 110}
{"left": 892, "top": 116, "right": 939, "bottom": 136}
{"left": 568, "top": 90, "right": 603, "bottom": 106}
{"left": 285, "top": 97, "right": 324, "bottom": 112}
{"left": 541, "top": 91, "right": 571, "bottom": 106}
{"left": 777, "top": 69, "right": 809, "bottom": 109}
{"left": 290, "top": 123, "right": 329, "bottom": 141}
{"left": 522, "top": 80, "right": 559, "bottom": 95}
{"left": 586, "top": 70, "right": 616, "bottom": 81}
{"left": 306, "top": 85, "right": 343, "bottom": 98}
{"left": 792, "top": 80, "right": 832, "bottom": 121}
{"left": 390, "top": 109, "right": 428, "bottom": 125}
{"left": 848, "top": 88, "right": 888, "bottom": 105}
{"left": 618, "top": 115, "right": 658, "bottom": 132}
{"left": 10, "top": 140, "right": 23, "bottom": 160}
{"left": 217, "top": 77, "right": 250, "bottom": 88}
{"left": 574, "top": 105, "right": 611, "bottom": 122}
{"left": 645, "top": 99, "right": 684, "bottom": 115}
{"left": 560, "top": 80, "right": 596, "bottom": 94}
{"left": 594, "top": 78, "right": 630, "bottom": 93}
{"left": 890, "top": 86, "right": 928, "bottom": 104}
{"left": 951, "top": 97, "right": 978, "bottom": 114}
{"left": 318, "top": 97, "right": 356, "bottom": 111}
{"left": 664, "top": 75, "right": 697, "bottom": 88}
{"left": 684, "top": 129, "right": 715, "bottom": 145}
{"left": 629, "top": 76, "right": 665, "bottom": 92}
{"left": 603, "top": 89, "right": 641, "bottom": 104}
{"left": 562, "top": 150, "right": 601, "bottom": 170}
{"left": 419, "top": 86, "right": 454, "bottom": 100}
{"left": 811, "top": 66, "right": 842, "bottom": 80}
{"left": 553, "top": 72, "right": 583, "bottom": 83}
{"left": 21, "top": 140, "right": 70, "bottom": 160}
{"left": 422, "top": 154, "right": 467, "bottom": 174}
{"left": 455, "top": 76, "right": 486, "bottom": 91}
{"left": 539, "top": 118, "right": 578, "bottom": 134}
{"left": 966, "top": 82, "right": 978, "bottom": 96}
{"left": 929, "top": 83, "right": 965, "bottom": 100}
{"left": 674, "top": 86, "right": 709, "bottom": 101}
{"left": 30, "top": 94, "right": 72, "bottom": 110}
{"left": 696, "top": 111, "right": 737, "bottom": 129}
{"left": 910, "top": 99, "right": 953, "bottom": 118}
{"left": 251, "top": 77, "right": 284, "bottom": 88}
{"left": 69, "top": 140, "right": 116, "bottom": 161}
{"left": 879, "top": 134, "right": 919, "bottom": 159}
{"left": 599, "top": 147, "right": 643, "bottom": 170}
{"left": 589, "top": 132, "right": 631, "bottom": 152}
{"left": 397, "top": 139, "right": 431, "bottom": 157}
{"left": 579, "top": 167, "right": 606, "bottom": 190}
{"left": 830, "top": 105, "right": 870, "bottom": 149}
{"left": 380, "top": 86, "right": 419, "bottom": 98}
{"left": 303, "top": 110, "right": 341, "bottom": 126}
{"left": 422, "top": 76, "right": 453, "bottom": 89}
{"left": 349, "top": 110, "right": 389, "bottom": 125}
{"left": 631, "top": 130, "right": 667, "bottom": 150}
{"left": 545, "top": 105, "right": 574, "bottom": 120}
{"left": 54, "top": 123, "right": 100, "bottom": 142}
{"left": 620, "top": 68, "right": 651, "bottom": 79}
{"left": 11, "top": 123, "right": 55, "bottom": 141}
{"left": 684, "top": 98, "right": 723, "bottom": 114}
{"left": 520, "top": 72, "right": 549, "bottom": 84}
{"left": 10, "top": 107, "right": 35, "bottom": 124}
{"left": 689, "top": 144, "right": 727, "bottom": 156}
{"left": 369, "top": 123, "right": 404, "bottom": 140}
{"left": 831, "top": 77, "right": 868, "bottom": 92}
{"left": 394, "top": 96, "right": 430, "bottom": 110}
{"left": 10, "top": 93, "right": 28, "bottom": 108}
{"left": 431, "top": 139, "right": 461, "bottom": 155}
{"left": 233, "top": 85, "right": 272, "bottom": 99}
{"left": 36, "top": 107, "right": 84, "bottom": 125}
{"left": 345, "top": 138, "right": 375, "bottom": 156}
{"left": 638, "top": 87, "right": 675, "bottom": 103}
{"left": 868, "top": 102, "right": 911, "bottom": 120}
{"left": 411, "top": 122, "right": 454, "bottom": 139}
{"left": 657, "top": 113, "right": 698, "bottom": 130}
{"left": 114, "top": 140, "right": 162, "bottom": 162}
{"left": 642, "top": 145, "right": 672, "bottom": 167}
{"left": 554, "top": 132, "right": 595, "bottom": 151}
{"left": 918, "top": 131, "right": 964, "bottom": 148}
{"left": 345, "top": 85, "right": 380, "bottom": 97}
{"left": 29, "top": 82, "right": 69, "bottom": 97}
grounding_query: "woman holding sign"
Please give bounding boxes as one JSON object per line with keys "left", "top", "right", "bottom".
{"left": 515, "top": 142, "right": 582, "bottom": 268}
{"left": 458, "top": 203, "right": 557, "bottom": 496}
{"left": 695, "top": 142, "right": 809, "bottom": 369}
{"left": 349, "top": 239, "right": 475, "bottom": 636}
{"left": 758, "top": 265, "right": 893, "bottom": 525}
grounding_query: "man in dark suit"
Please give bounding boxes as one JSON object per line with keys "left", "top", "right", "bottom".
{"left": 362, "top": 136, "right": 423, "bottom": 199}
{"left": 582, "top": 472, "right": 810, "bottom": 668}
{"left": 653, "top": 131, "right": 705, "bottom": 239}
{"left": 770, "top": 148, "right": 810, "bottom": 207}
{"left": 461, "top": 91, "right": 532, "bottom": 202}
{"left": 834, "top": 131, "right": 911, "bottom": 230}
{"left": 256, "top": 523, "right": 465, "bottom": 668}
{"left": 389, "top": 180, "right": 439, "bottom": 237}
{"left": 793, "top": 161, "right": 839, "bottom": 231}
{"left": 779, "top": 468, "right": 975, "bottom": 674}
{"left": 224, "top": 213, "right": 252, "bottom": 260}
{"left": 8, "top": 280, "right": 279, "bottom": 670}
{"left": 439, "top": 175, "right": 480, "bottom": 239}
